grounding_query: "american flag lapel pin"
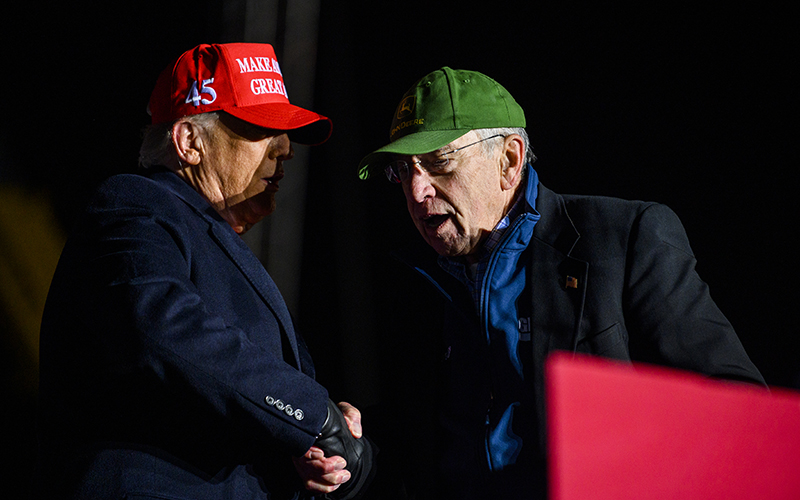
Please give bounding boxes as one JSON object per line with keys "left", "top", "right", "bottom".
{"left": 565, "top": 276, "right": 579, "bottom": 289}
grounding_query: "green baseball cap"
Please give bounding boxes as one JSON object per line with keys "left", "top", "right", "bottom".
{"left": 357, "top": 67, "right": 526, "bottom": 179}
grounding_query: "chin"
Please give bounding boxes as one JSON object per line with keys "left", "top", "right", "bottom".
{"left": 248, "top": 196, "right": 276, "bottom": 219}
{"left": 428, "top": 240, "right": 461, "bottom": 258}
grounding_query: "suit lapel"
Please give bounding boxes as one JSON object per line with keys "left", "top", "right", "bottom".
{"left": 208, "top": 223, "right": 301, "bottom": 367}
{"left": 153, "top": 170, "right": 302, "bottom": 368}
{"left": 530, "top": 185, "right": 588, "bottom": 356}
{"left": 529, "top": 239, "right": 588, "bottom": 353}
{"left": 528, "top": 184, "right": 588, "bottom": 453}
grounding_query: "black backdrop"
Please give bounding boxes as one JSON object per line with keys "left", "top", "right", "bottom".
{"left": 304, "top": 1, "right": 798, "bottom": 396}
{"left": 3, "top": 1, "right": 797, "bottom": 496}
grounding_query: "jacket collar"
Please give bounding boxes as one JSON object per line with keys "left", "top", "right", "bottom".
{"left": 148, "top": 168, "right": 302, "bottom": 367}
{"left": 529, "top": 182, "right": 588, "bottom": 353}
{"left": 148, "top": 168, "right": 226, "bottom": 225}
{"left": 531, "top": 182, "right": 581, "bottom": 256}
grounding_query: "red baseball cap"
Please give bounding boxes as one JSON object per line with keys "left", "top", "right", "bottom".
{"left": 148, "top": 43, "right": 332, "bottom": 145}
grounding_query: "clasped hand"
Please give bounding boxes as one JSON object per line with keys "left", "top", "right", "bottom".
{"left": 292, "top": 401, "right": 363, "bottom": 495}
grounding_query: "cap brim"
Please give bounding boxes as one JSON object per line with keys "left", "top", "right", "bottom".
{"left": 227, "top": 103, "right": 332, "bottom": 145}
{"left": 357, "top": 129, "right": 470, "bottom": 179}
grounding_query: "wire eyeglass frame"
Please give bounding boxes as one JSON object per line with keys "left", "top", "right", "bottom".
{"left": 384, "top": 134, "right": 506, "bottom": 183}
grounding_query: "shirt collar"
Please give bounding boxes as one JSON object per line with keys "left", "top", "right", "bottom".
{"left": 438, "top": 165, "right": 539, "bottom": 282}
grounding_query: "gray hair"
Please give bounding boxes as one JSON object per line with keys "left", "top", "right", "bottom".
{"left": 138, "top": 112, "right": 221, "bottom": 168}
{"left": 474, "top": 127, "right": 537, "bottom": 165}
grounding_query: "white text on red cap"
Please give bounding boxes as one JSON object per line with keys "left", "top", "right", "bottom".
{"left": 235, "top": 57, "right": 282, "bottom": 76}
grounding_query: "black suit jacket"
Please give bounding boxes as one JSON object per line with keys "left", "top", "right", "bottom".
{"left": 527, "top": 183, "right": 764, "bottom": 449}
{"left": 38, "top": 170, "right": 328, "bottom": 499}
{"left": 372, "top": 180, "right": 764, "bottom": 500}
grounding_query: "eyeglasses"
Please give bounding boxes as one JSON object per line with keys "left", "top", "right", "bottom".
{"left": 384, "top": 134, "right": 505, "bottom": 183}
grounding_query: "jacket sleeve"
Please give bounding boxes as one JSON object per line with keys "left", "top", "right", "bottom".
{"left": 623, "top": 203, "right": 765, "bottom": 385}
{"left": 42, "top": 175, "right": 328, "bottom": 456}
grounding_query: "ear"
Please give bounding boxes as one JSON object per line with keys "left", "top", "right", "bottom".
{"left": 499, "top": 134, "right": 525, "bottom": 191}
{"left": 171, "top": 119, "right": 204, "bottom": 167}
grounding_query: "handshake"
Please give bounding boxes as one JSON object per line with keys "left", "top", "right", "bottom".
{"left": 302, "top": 399, "right": 377, "bottom": 500}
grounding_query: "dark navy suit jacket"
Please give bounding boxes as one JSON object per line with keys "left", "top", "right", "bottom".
{"left": 38, "top": 169, "right": 328, "bottom": 499}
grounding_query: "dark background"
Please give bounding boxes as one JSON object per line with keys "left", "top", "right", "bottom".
{"left": 2, "top": 1, "right": 796, "bottom": 496}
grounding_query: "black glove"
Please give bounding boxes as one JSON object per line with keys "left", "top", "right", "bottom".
{"left": 314, "top": 399, "right": 376, "bottom": 500}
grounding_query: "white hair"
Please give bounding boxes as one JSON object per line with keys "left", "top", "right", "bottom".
{"left": 474, "top": 127, "right": 537, "bottom": 165}
{"left": 138, "top": 112, "right": 221, "bottom": 169}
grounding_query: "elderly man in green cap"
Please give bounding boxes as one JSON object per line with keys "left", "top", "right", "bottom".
{"left": 358, "top": 67, "right": 764, "bottom": 499}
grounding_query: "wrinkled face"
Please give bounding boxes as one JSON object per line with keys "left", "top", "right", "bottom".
{"left": 195, "top": 113, "right": 294, "bottom": 234}
{"left": 399, "top": 131, "right": 509, "bottom": 261}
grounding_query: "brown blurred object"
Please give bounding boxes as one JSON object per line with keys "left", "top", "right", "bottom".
{"left": 0, "top": 184, "right": 64, "bottom": 395}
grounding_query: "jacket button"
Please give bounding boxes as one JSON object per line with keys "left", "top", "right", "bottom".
{"left": 265, "top": 395, "right": 303, "bottom": 420}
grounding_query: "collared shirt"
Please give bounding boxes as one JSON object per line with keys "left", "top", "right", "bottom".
{"left": 435, "top": 167, "right": 541, "bottom": 472}
{"left": 438, "top": 191, "right": 526, "bottom": 311}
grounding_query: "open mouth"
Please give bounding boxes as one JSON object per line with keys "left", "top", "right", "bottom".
{"left": 422, "top": 214, "right": 450, "bottom": 228}
{"left": 264, "top": 173, "right": 284, "bottom": 188}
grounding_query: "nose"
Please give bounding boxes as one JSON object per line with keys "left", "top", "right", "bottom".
{"left": 404, "top": 164, "right": 435, "bottom": 203}
{"left": 271, "top": 133, "right": 294, "bottom": 161}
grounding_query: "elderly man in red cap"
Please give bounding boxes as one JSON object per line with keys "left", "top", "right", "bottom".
{"left": 37, "top": 43, "right": 374, "bottom": 500}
